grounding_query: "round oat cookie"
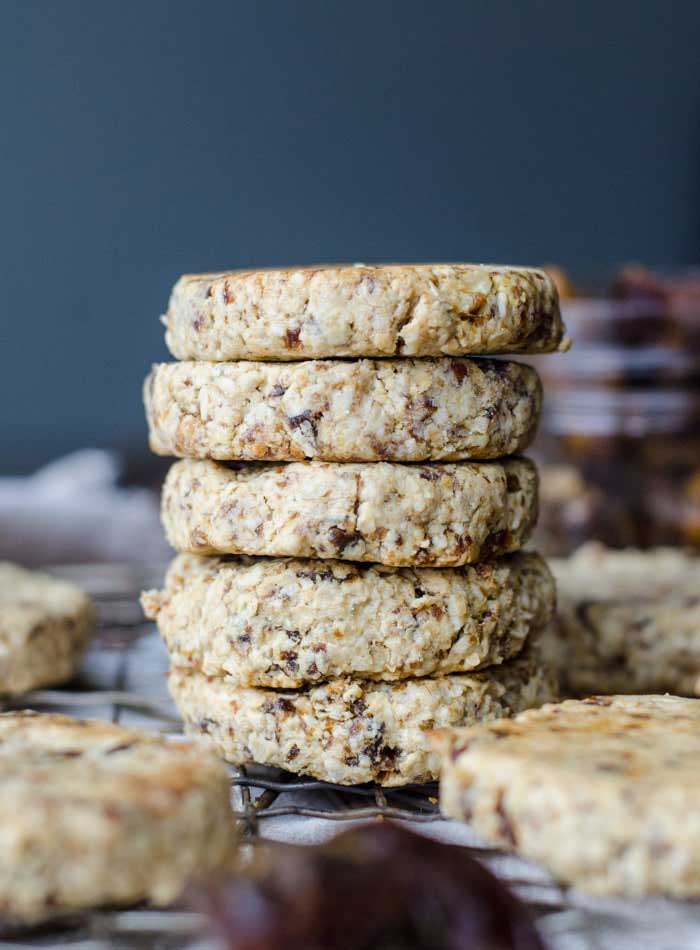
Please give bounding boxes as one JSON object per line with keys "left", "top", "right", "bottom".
{"left": 438, "top": 695, "right": 700, "bottom": 897}
{"left": 163, "top": 263, "right": 566, "bottom": 361}
{"left": 144, "top": 358, "right": 542, "bottom": 462}
{"left": 543, "top": 544, "right": 700, "bottom": 697}
{"left": 160, "top": 457, "right": 538, "bottom": 566}
{"left": 143, "top": 552, "right": 555, "bottom": 688}
{"left": 0, "top": 711, "right": 236, "bottom": 923}
{"left": 0, "top": 563, "right": 95, "bottom": 695}
{"left": 168, "top": 648, "right": 555, "bottom": 786}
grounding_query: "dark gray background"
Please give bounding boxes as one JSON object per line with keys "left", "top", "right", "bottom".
{"left": 2, "top": 0, "right": 699, "bottom": 474}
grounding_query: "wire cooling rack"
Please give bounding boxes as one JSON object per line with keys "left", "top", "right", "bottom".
{"left": 0, "top": 563, "right": 596, "bottom": 950}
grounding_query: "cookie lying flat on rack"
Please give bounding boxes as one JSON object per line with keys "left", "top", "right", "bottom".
{"left": 0, "top": 711, "right": 236, "bottom": 923}
{"left": 169, "top": 648, "right": 555, "bottom": 786}
{"left": 143, "top": 553, "right": 555, "bottom": 688}
{"left": 144, "top": 358, "right": 542, "bottom": 462}
{"left": 543, "top": 544, "right": 700, "bottom": 696}
{"left": 163, "top": 263, "right": 565, "bottom": 361}
{"left": 0, "top": 562, "right": 94, "bottom": 695}
{"left": 438, "top": 695, "right": 700, "bottom": 897}
{"left": 160, "top": 457, "right": 538, "bottom": 566}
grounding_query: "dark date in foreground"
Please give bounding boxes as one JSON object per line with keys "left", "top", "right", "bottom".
{"left": 190, "top": 823, "right": 544, "bottom": 950}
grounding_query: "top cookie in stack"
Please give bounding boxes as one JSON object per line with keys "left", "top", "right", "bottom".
{"left": 162, "top": 263, "right": 564, "bottom": 360}
{"left": 143, "top": 263, "right": 564, "bottom": 786}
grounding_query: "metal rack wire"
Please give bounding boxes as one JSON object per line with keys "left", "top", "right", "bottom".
{"left": 0, "top": 564, "right": 594, "bottom": 950}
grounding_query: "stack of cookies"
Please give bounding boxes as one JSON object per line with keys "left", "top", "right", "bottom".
{"left": 143, "top": 263, "right": 566, "bottom": 786}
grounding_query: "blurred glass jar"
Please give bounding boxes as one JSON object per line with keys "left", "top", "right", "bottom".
{"left": 531, "top": 268, "right": 700, "bottom": 555}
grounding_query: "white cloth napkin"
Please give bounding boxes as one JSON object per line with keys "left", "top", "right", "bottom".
{"left": 0, "top": 450, "right": 170, "bottom": 565}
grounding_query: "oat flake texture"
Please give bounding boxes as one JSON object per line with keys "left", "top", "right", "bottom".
{"left": 144, "top": 357, "right": 542, "bottom": 462}
{"left": 160, "top": 457, "right": 538, "bottom": 566}
{"left": 163, "top": 263, "right": 565, "bottom": 361}
{"left": 169, "top": 645, "right": 556, "bottom": 786}
{"left": 0, "top": 562, "right": 94, "bottom": 695}
{"left": 543, "top": 544, "right": 700, "bottom": 697}
{"left": 439, "top": 695, "right": 700, "bottom": 897}
{"left": 0, "top": 711, "right": 236, "bottom": 923}
{"left": 143, "top": 552, "right": 555, "bottom": 688}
